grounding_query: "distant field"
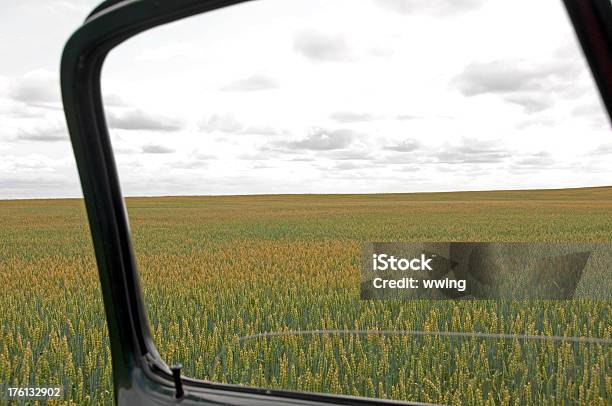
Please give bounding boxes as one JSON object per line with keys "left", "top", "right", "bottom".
{"left": 1, "top": 187, "right": 611, "bottom": 405}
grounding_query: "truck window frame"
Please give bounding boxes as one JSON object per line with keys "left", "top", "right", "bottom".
{"left": 60, "top": 0, "right": 611, "bottom": 404}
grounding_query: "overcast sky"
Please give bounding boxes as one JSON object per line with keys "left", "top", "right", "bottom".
{"left": 1, "top": 0, "right": 610, "bottom": 199}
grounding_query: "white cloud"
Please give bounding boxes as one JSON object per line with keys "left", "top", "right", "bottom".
{"left": 199, "top": 114, "right": 244, "bottom": 134}
{"left": 15, "top": 122, "right": 68, "bottom": 142}
{"left": 142, "top": 144, "right": 175, "bottom": 154}
{"left": 276, "top": 128, "right": 356, "bottom": 151}
{"left": 293, "top": 30, "right": 354, "bottom": 62}
{"left": 384, "top": 139, "right": 421, "bottom": 152}
{"left": 329, "top": 111, "right": 378, "bottom": 123}
{"left": 374, "top": 0, "right": 485, "bottom": 16}
{"left": 220, "top": 74, "right": 279, "bottom": 91}
{"left": 106, "top": 109, "right": 183, "bottom": 131}
{"left": 452, "top": 57, "right": 583, "bottom": 113}
{"left": 8, "top": 69, "right": 59, "bottom": 105}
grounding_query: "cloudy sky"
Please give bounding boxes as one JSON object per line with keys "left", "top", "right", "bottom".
{"left": 1, "top": 0, "right": 610, "bottom": 199}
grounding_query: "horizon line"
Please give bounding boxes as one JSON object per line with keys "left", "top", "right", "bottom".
{"left": 2, "top": 184, "right": 612, "bottom": 202}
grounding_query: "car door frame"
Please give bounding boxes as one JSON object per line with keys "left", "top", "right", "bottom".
{"left": 60, "top": 0, "right": 611, "bottom": 404}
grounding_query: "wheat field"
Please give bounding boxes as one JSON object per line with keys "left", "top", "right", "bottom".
{"left": 1, "top": 187, "right": 611, "bottom": 405}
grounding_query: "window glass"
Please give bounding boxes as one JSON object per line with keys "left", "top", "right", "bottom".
{"left": 102, "top": 0, "right": 611, "bottom": 403}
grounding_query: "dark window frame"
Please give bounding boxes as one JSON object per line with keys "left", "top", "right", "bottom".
{"left": 60, "top": 0, "right": 611, "bottom": 404}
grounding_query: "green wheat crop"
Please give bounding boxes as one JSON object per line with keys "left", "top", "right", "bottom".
{"left": 1, "top": 187, "right": 611, "bottom": 405}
